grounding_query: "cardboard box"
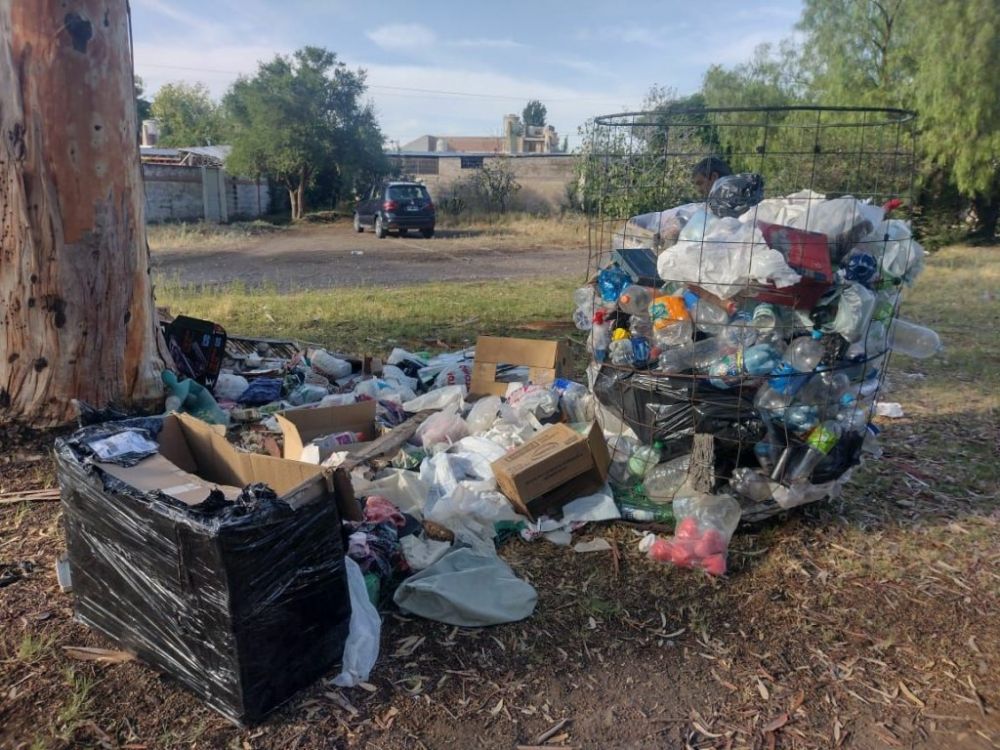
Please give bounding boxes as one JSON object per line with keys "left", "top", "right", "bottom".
{"left": 276, "top": 400, "right": 379, "bottom": 464}
{"left": 491, "top": 422, "right": 610, "bottom": 520}
{"left": 55, "top": 413, "right": 351, "bottom": 725}
{"left": 470, "top": 336, "right": 570, "bottom": 398}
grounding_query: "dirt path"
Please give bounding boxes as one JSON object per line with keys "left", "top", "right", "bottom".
{"left": 151, "top": 224, "right": 588, "bottom": 290}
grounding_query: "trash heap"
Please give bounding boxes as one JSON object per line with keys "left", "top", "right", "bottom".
{"left": 574, "top": 175, "right": 941, "bottom": 571}
{"left": 57, "top": 333, "right": 623, "bottom": 724}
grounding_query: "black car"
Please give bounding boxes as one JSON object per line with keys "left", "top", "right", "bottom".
{"left": 354, "top": 181, "right": 435, "bottom": 238}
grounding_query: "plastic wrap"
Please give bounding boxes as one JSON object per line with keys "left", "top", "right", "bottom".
{"left": 54, "top": 425, "right": 351, "bottom": 726}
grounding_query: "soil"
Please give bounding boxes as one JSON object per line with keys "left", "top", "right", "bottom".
{"left": 151, "top": 224, "right": 586, "bottom": 290}
{"left": 2, "top": 409, "right": 999, "bottom": 750}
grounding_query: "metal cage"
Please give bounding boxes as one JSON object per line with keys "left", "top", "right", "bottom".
{"left": 579, "top": 106, "right": 920, "bottom": 521}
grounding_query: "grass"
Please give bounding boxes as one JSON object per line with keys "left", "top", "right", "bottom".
{"left": 16, "top": 633, "right": 53, "bottom": 663}
{"left": 156, "top": 277, "right": 583, "bottom": 354}
{"left": 436, "top": 211, "right": 588, "bottom": 247}
{"left": 55, "top": 668, "right": 95, "bottom": 736}
{"left": 147, "top": 219, "right": 286, "bottom": 250}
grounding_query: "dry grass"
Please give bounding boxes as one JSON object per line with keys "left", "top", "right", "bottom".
{"left": 146, "top": 219, "right": 286, "bottom": 250}
{"left": 436, "top": 211, "right": 588, "bottom": 247}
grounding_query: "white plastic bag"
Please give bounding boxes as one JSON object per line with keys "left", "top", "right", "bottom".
{"left": 861, "top": 219, "right": 925, "bottom": 284}
{"left": 465, "top": 395, "right": 502, "bottom": 434}
{"left": 415, "top": 404, "right": 470, "bottom": 449}
{"left": 213, "top": 373, "right": 249, "bottom": 402}
{"left": 351, "top": 469, "right": 430, "bottom": 517}
{"left": 402, "top": 385, "right": 466, "bottom": 414}
{"left": 332, "top": 557, "right": 381, "bottom": 687}
{"left": 311, "top": 350, "right": 353, "bottom": 380}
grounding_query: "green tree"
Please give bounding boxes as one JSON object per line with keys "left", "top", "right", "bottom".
{"left": 796, "top": 0, "right": 917, "bottom": 106}
{"left": 522, "top": 99, "right": 547, "bottom": 127}
{"left": 134, "top": 75, "right": 152, "bottom": 128}
{"left": 224, "top": 47, "right": 386, "bottom": 220}
{"left": 913, "top": 0, "right": 1000, "bottom": 238}
{"left": 473, "top": 156, "right": 521, "bottom": 214}
{"left": 151, "top": 82, "right": 226, "bottom": 147}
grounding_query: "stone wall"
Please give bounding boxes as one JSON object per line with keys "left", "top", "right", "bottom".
{"left": 142, "top": 164, "right": 271, "bottom": 223}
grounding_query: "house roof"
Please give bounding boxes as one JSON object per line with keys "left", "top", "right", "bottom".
{"left": 437, "top": 136, "right": 505, "bottom": 153}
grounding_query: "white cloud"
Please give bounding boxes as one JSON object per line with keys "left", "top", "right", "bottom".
{"left": 451, "top": 37, "right": 525, "bottom": 49}
{"left": 366, "top": 23, "right": 437, "bottom": 51}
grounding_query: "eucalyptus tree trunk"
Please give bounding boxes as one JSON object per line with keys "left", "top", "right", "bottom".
{"left": 0, "top": 0, "right": 170, "bottom": 426}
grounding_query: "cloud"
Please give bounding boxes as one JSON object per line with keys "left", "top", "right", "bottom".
{"left": 366, "top": 23, "right": 437, "bottom": 51}
{"left": 451, "top": 37, "right": 525, "bottom": 49}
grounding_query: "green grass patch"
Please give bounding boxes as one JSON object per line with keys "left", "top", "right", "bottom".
{"left": 156, "top": 277, "right": 583, "bottom": 354}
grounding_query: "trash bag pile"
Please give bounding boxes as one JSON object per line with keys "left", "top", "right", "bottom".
{"left": 576, "top": 176, "right": 942, "bottom": 558}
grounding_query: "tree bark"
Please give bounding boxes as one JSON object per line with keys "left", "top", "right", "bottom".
{"left": 296, "top": 165, "right": 309, "bottom": 220}
{"left": 0, "top": 1, "right": 170, "bottom": 426}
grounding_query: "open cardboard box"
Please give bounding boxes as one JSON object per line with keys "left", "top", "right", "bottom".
{"left": 100, "top": 412, "right": 329, "bottom": 510}
{"left": 470, "top": 336, "right": 570, "bottom": 398}
{"left": 491, "top": 422, "right": 610, "bottom": 521}
{"left": 275, "top": 400, "right": 379, "bottom": 464}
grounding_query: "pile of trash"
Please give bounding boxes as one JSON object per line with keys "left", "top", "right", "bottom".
{"left": 575, "top": 175, "right": 941, "bottom": 568}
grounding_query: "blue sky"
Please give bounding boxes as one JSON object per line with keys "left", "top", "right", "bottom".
{"left": 131, "top": 0, "right": 803, "bottom": 148}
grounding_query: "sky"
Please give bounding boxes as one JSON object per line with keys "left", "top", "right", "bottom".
{"left": 131, "top": 0, "right": 804, "bottom": 149}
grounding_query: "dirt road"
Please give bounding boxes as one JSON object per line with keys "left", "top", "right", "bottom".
{"left": 152, "top": 223, "right": 588, "bottom": 289}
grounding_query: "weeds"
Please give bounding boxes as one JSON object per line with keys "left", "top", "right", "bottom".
{"left": 17, "top": 633, "right": 54, "bottom": 663}
{"left": 147, "top": 219, "right": 286, "bottom": 249}
{"left": 56, "top": 668, "right": 95, "bottom": 734}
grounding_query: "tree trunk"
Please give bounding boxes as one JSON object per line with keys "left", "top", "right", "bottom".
{"left": 0, "top": 0, "right": 170, "bottom": 426}
{"left": 287, "top": 187, "right": 298, "bottom": 222}
{"left": 972, "top": 191, "right": 1000, "bottom": 240}
{"left": 296, "top": 165, "right": 309, "bottom": 220}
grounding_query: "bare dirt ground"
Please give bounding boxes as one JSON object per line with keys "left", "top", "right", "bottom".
{"left": 151, "top": 224, "right": 588, "bottom": 290}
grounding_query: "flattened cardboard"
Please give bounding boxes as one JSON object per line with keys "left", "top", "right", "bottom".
{"left": 469, "top": 336, "right": 570, "bottom": 398}
{"left": 275, "top": 400, "right": 379, "bottom": 463}
{"left": 491, "top": 422, "right": 610, "bottom": 520}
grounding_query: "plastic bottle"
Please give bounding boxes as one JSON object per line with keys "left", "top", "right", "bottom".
{"left": 588, "top": 309, "right": 611, "bottom": 362}
{"left": 658, "top": 337, "right": 733, "bottom": 373}
{"left": 743, "top": 343, "right": 784, "bottom": 376}
{"left": 786, "top": 420, "right": 842, "bottom": 482}
{"left": 628, "top": 441, "right": 662, "bottom": 479}
{"left": 609, "top": 328, "right": 634, "bottom": 366}
{"left": 643, "top": 454, "right": 691, "bottom": 503}
{"left": 767, "top": 330, "right": 825, "bottom": 396}
{"left": 598, "top": 267, "right": 631, "bottom": 303}
{"left": 682, "top": 289, "right": 732, "bottom": 334}
{"left": 607, "top": 434, "right": 640, "bottom": 485}
{"left": 628, "top": 311, "right": 654, "bottom": 339}
{"left": 618, "top": 285, "right": 655, "bottom": 316}
{"left": 719, "top": 311, "right": 758, "bottom": 349}
{"left": 835, "top": 394, "right": 869, "bottom": 436}
{"left": 730, "top": 467, "right": 774, "bottom": 503}
{"left": 572, "top": 286, "right": 596, "bottom": 330}
{"left": 844, "top": 252, "right": 878, "bottom": 287}
{"left": 750, "top": 303, "right": 778, "bottom": 333}
{"left": 631, "top": 336, "right": 651, "bottom": 366}
{"left": 795, "top": 370, "right": 851, "bottom": 416}
{"left": 887, "top": 318, "right": 942, "bottom": 358}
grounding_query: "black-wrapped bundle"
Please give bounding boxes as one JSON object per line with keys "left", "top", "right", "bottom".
{"left": 55, "top": 415, "right": 351, "bottom": 725}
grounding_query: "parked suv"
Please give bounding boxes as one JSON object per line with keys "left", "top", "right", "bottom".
{"left": 354, "top": 181, "right": 435, "bottom": 238}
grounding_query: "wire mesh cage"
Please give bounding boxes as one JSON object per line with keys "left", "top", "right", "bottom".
{"left": 576, "top": 106, "right": 926, "bottom": 523}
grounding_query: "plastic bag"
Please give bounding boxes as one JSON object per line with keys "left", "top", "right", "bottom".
{"left": 287, "top": 383, "right": 328, "bottom": 406}
{"left": 787, "top": 197, "right": 884, "bottom": 262}
{"left": 381, "top": 364, "right": 419, "bottom": 393}
{"left": 465, "top": 395, "right": 502, "bottom": 434}
{"left": 403, "top": 385, "right": 466, "bottom": 414}
{"left": 351, "top": 469, "right": 430, "bottom": 517}
{"left": 332, "top": 557, "right": 382, "bottom": 688}
{"left": 400, "top": 534, "right": 451, "bottom": 572}
{"left": 415, "top": 404, "right": 470, "bottom": 449}
{"left": 860, "top": 219, "right": 925, "bottom": 284}
{"left": 505, "top": 383, "right": 559, "bottom": 420}
{"left": 426, "top": 484, "right": 521, "bottom": 554}
{"left": 213, "top": 373, "right": 249, "bottom": 402}
{"left": 434, "top": 363, "right": 472, "bottom": 389}
{"left": 708, "top": 173, "right": 764, "bottom": 218}
{"left": 647, "top": 493, "right": 741, "bottom": 576}
{"left": 658, "top": 217, "right": 801, "bottom": 299}
{"left": 612, "top": 203, "right": 701, "bottom": 251}
{"left": 393, "top": 547, "right": 537, "bottom": 627}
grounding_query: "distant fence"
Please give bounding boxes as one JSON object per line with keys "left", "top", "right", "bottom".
{"left": 142, "top": 164, "right": 271, "bottom": 223}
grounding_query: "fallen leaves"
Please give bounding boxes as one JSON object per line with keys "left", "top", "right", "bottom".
{"left": 62, "top": 646, "right": 134, "bottom": 664}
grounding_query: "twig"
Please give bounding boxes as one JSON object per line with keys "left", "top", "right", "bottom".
{"left": 534, "top": 718, "right": 570, "bottom": 744}
{"left": 0, "top": 489, "right": 60, "bottom": 505}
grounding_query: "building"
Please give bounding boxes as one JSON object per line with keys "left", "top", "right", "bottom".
{"left": 138, "top": 142, "right": 270, "bottom": 224}
{"left": 400, "top": 114, "right": 562, "bottom": 155}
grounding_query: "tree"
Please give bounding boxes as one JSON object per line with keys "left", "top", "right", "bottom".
{"left": 0, "top": 0, "right": 169, "bottom": 425}
{"left": 224, "top": 47, "right": 386, "bottom": 221}
{"left": 796, "top": 0, "right": 917, "bottom": 106}
{"left": 473, "top": 157, "right": 521, "bottom": 214}
{"left": 522, "top": 99, "right": 547, "bottom": 127}
{"left": 151, "top": 81, "right": 226, "bottom": 147}
{"left": 912, "top": 0, "right": 1000, "bottom": 238}
{"left": 135, "top": 75, "right": 152, "bottom": 127}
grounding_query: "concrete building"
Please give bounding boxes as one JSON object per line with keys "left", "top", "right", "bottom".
{"left": 401, "top": 114, "right": 563, "bottom": 155}
{"left": 139, "top": 145, "right": 270, "bottom": 223}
